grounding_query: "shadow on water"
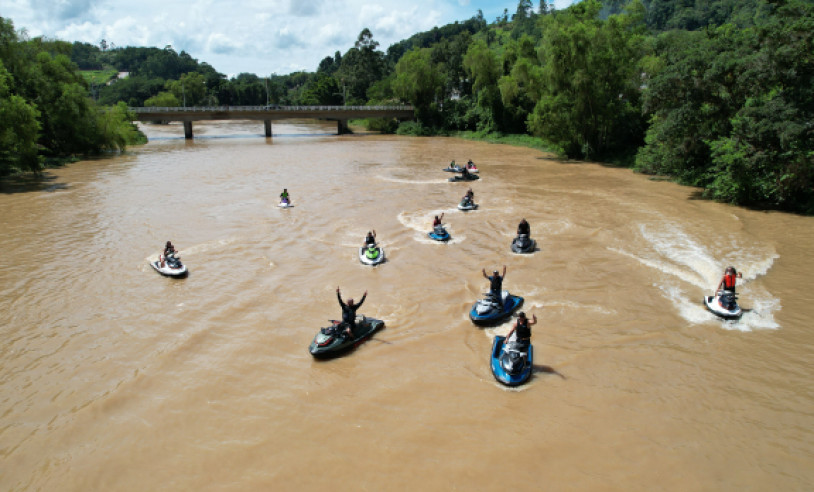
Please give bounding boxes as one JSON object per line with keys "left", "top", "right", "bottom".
{"left": 533, "top": 364, "right": 566, "bottom": 379}
{"left": 0, "top": 172, "right": 69, "bottom": 195}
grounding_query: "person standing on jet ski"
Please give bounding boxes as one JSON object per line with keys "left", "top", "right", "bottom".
{"left": 337, "top": 287, "right": 367, "bottom": 337}
{"left": 364, "top": 230, "right": 377, "bottom": 247}
{"left": 504, "top": 311, "right": 537, "bottom": 348}
{"left": 517, "top": 219, "right": 531, "bottom": 236}
{"left": 716, "top": 266, "right": 742, "bottom": 298}
{"left": 433, "top": 213, "right": 445, "bottom": 228}
{"left": 280, "top": 188, "right": 290, "bottom": 204}
{"left": 482, "top": 265, "right": 507, "bottom": 307}
{"left": 463, "top": 188, "right": 474, "bottom": 204}
{"left": 461, "top": 165, "right": 471, "bottom": 179}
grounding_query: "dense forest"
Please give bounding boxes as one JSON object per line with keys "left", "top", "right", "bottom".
{"left": 1, "top": 0, "right": 812, "bottom": 213}
{"left": 0, "top": 18, "right": 144, "bottom": 176}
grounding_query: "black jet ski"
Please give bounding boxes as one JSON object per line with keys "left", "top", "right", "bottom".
{"left": 703, "top": 291, "right": 743, "bottom": 320}
{"left": 511, "top": 234, "right": 536, "bottom": 254}
{"left": 458, "top": 197, "right": 478, "bottom": 211}
{"left": 308, "top": 316, "right": 385, "bottom": 358}
{"left": 448, "top": 173, "right": 480, "bottom": 182}
{"left": 359, "top": 244, "right": 385, "bottom": 266}
{"left": 490, "top": 333, "right": 533, "bottom": 386}
{"left": 150, "top": 253, "right": 187, "bottom": 277}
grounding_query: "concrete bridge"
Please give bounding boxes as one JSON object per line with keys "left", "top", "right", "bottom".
{"left": 129, "top": 105, "right": 415, "bottom": 139}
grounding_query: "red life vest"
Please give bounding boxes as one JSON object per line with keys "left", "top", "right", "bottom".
{"left": 723, "top": 274, "right": 737, "bottom": 289}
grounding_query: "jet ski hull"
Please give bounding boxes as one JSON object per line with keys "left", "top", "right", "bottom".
{"left": 511, "top": 235, "right": 536, "bottom": 254}
{"left": 309, "top": 316, "right": 385, "bottom": 358}
{"left": 469, "top": 291, "right": 524, "bottom": 325}
{"left": 704, "top": 294, "right": 743, "bottom": 319}
{"left": 359, "top": 246, "right": 386, "bottom": 266}
{"left": 150, "top": 260, "right": 188, "bottom": 277}
{"left": 448, "top": 174, "right": 480, "bottom": 182}
{"left": 428, "top": 227, "right": 451, "bottom": 241}
{"left": 491, "top": 335, "right": 533, "bottom": 386}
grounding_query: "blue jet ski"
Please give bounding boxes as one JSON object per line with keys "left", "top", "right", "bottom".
{"left": 428, "top": 225, "right": 451, "bottom": 242}
{"left": 469, "top": 290, "right": 523, "bottom": 325}
{"left": 491, "top": 334, "right": 533, "bottom": 386}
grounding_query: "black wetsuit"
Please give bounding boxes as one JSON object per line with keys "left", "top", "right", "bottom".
{"left": 517, "top": 222, "right": 530, "bottom": 236}
{"left": 365, "top": 235, "right": 376, "bottom": 246}
{"left": 516, "top": 318, "right": 531, "bottom": 340}
{"left": 338, "top": 292, "right": 366, "bottom": 335}
{"left": 488, "top": 274, "right": 503, "bottom": 306}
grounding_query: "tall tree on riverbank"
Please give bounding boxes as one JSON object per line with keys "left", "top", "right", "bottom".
{"left": 0, "top": 17, "right": 142, "bottom": 176}
{"left": 528, "top": 0, "right": 646, "bottom": 159}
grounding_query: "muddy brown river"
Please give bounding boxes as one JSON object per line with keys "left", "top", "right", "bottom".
{"left": 2, "top": 120, "right": 813, "bottom": 490}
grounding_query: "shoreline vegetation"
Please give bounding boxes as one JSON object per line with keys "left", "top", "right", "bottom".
{"left": 2, "top": 0, "right": 812, "bottom": 214}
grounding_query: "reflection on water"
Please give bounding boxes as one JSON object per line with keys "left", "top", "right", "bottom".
{"left": 1, "top": 120, "right": 814, "bottom": 491}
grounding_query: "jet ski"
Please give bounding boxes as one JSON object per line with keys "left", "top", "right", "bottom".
{"left": 491, "top": 333, "right": 533, "bottom": 386}
{"left": 511, "top": 234, "right": 536, "bottom": 253}
{"left": 428, "top": 225, "right": 451, "bottom": 241}
{"left": 469, "top": 290, "right": 523, "bottom": 325}
{"left": 278, "top": 198, "right": 293, "bottom": 208}
{"left": 150, "top": 254, "right": 188, "bottom": 277}
{"left": 359, "top": 244, "right": 385, "bottom": 266}
{"left": 458, "top": 197, "right": 478, "bottom": 211}
{"left": 466, "top": 164, "right": 479, "bottom": 173}
{"left": 308, "top": 316, "right": 385, "bottom": 358}
{"left": 442, "top": 165, "right": 463, "bottom": 172}
{"left": 703, "top": 291, "right": 743, "bottom": 320}
{"left": 448, "top": 173, "right": 480, "bottom": 182}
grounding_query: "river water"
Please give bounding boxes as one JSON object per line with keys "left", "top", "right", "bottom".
{"left": 1, "top": 120, "right": 813, "bottom": 491}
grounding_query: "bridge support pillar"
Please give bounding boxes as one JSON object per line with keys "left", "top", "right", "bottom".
{"left": 183, "top": 121, "right": 193, "bottom": 139}
{"left": 337, "top": 119, "right": 350, "bottom": 135}
{"left": 264, "top": 120, "right": 272, "bottom": 137}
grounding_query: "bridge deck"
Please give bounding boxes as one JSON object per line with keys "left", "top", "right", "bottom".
{"left": 129, "top": 105, "right": 414, "bottom": 122}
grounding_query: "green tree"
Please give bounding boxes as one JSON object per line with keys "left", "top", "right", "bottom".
{"left": 166, "top": 71, "right": 207, "bottom": 106}
{"left": 144, "top": 91, "right": 180, "bottom": 107}
{"left": 392, "top": 48, "right": 447, "bottom": 123}
{"left": 0, "top": 60, "right": 41, "bottom": 174}
{"left": 528, "top": 0, "right": 646, "bottom": 158}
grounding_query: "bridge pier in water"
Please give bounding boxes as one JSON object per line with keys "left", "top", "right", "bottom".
{"left": 337, "top": 120, "right": 350, "bottom": 135}
{"left": 183, "top": 121, "right": 193, "bottom": 139}
{"left": 264, "top": 120, "right": 272, "bottom": 137}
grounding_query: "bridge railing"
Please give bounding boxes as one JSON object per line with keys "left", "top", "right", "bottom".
{"left": 130, "top": 105, "right": 413, "bottom": 113}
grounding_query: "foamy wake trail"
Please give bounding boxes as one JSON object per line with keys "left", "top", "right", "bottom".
{"left": 377, "top": 175, "right": 448, "bottom": 185}
{"left": 612, "top": 221, "right": 780, "bottom": 330}
{"left": 397, "top": 209, "right": 465, "bottom": 244}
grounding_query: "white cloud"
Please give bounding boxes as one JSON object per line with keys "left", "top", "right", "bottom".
{"left": 4, "top": 0, "right": 577, "bottom": 76}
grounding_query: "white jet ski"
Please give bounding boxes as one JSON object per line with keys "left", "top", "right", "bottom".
{"left": 703, "top": 291, "right": 742, "bottom": 319}
{"left": 359, "top": 244, "right": 386, "bottom": 266}
{"left": 150, "top": 254, "right": 187, "bottom": 277}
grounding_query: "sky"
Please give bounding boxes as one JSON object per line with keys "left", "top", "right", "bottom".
{"left": 3, "top": 0, "right": 575, "bottom": 77}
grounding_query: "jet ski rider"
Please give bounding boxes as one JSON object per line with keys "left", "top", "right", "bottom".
{"left": 482, "top": 265, "right": 507, "bottom": 308}
{"left": 280, "top": 188, "right": 290, "bottom": 204}
{"left": 433, "top": 213, "right": 445, "bottom": 228}
{"left": 364, "top": 230, "right": 376, "bottom": 247}
{"left": 160, "top": 240, "right": 177, "bottom": 268}
{"left": 504, "top": 311, "right": 537, "bottom": 348}
{"left": 716, "top": 266, "right": 742, "bottom": 294}
{"left": 517, "top": 219, "right": 531, "bottom": 236}
{"left": 460, "top": 165, "right": 471, "bottom": 179}
{"left": 337, "top": 287, "right": 367, "bottom": 338}
{"left": 464, "top": 188, "right": 474, "bottom": 204}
